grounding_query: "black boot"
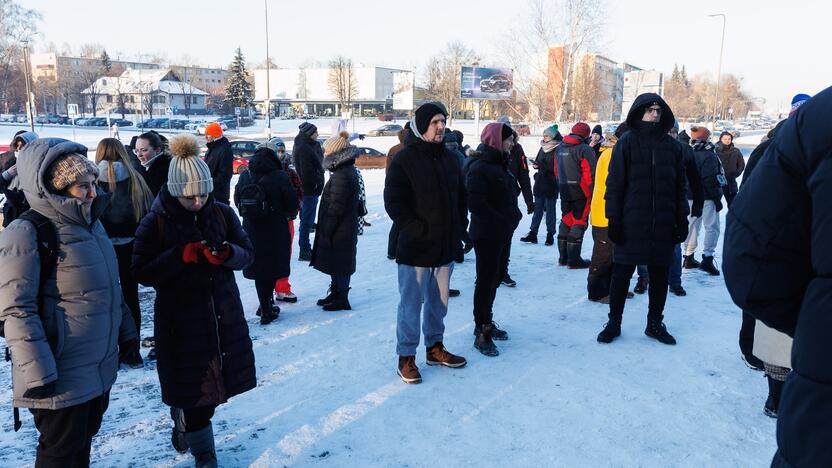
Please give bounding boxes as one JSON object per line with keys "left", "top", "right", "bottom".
{"left": 323, "top": 288, "right": 351, "bottom": 311}
{"left": 316, "top": 284, "right": 337, "bottom": 306}
{"left": 645, "top": 317, "right": 676, "bottom": 345}
{"left": 170, "top": 408, "right": 189, "bottom": 454}
{"left": 683, "top": 254, "right": 700, "bottom": 269}
{"left": 501, "top": 274, "right": 517, "bottom": 288}
{"left": 633, "top": 277, "right": 649, "bottom": 294}
{"left": 700, "top": 255, "right": 721, "bottom": 276}
{"left": 472, "top": 321, "right": 509, "bottom": 341}
{"left": 567, "top": 242, "right": 590, "bottom": 269}
{"left": 185, "top": 424, "right": 218, "bottom": 468}
{"left": 449, "top": 289, "right": 461, "bottom": 298}
{"left": 544, "top": 233, "right": 554, "bottom": 246}
{"left": 669, "top": 284, "right": 687, "bottom": 296}
{"left": 298, "top": 249, "right": 312, "bottom": 262}
{"left": 474, "top": 324, "right": 499, "bottom": 356}
{"left": 597, "top": 317, "right": 622, "bottom": 343}
{"left": 520, "top": 231, "right": 538, "bottom": 244}
{"left": 557, "top": 240, "right": 568, "bottom": 266}
{"left": 260, "top": 301, "right": 280, "bottom": 325}
{"left": 764, "top": 375, "right": 784, "bottom": 418}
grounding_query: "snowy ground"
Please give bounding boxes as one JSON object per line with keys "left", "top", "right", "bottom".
{"left": 0, "top": 126, "right": 777, "bottom": 467}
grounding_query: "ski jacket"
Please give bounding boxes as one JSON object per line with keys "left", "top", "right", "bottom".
{"left": 556, "top": 136, "right": 596, "bottom": 202}
{"left": 203, "top": 136, "right": 234, "bottom": 205}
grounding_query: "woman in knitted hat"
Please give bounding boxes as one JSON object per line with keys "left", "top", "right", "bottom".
{"left": 310, "top": 131, "right": 363, "bottom": 311}
{"left": 521, "top": 124, "right": 561, "bottom": 246}
{"left": 0, "top": 138, "right": 138, "bottom": 466}
{"left": 132, "top": 134, "right": 255, "bottom": 467}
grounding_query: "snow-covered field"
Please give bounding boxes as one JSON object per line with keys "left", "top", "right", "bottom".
{"left": 0, "top": 126, "right": 777, "bottom": 467}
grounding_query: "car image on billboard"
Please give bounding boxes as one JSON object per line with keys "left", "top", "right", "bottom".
{"left": 460, "top": 66, "right": 514, "bottom": 100}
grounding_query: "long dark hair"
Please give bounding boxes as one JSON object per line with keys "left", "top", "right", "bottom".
{"left": 137, "top": 131, "right": 166, "bottom": 152}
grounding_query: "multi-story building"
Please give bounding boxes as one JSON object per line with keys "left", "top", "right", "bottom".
{"left": 81, "top": 69, "right": 208, "bottom": 116}
{"left": 30, "top": 53, "right": 160, "bottom": 83}
{"left": 168, "top": 65, "right": 228, "bottom": 94}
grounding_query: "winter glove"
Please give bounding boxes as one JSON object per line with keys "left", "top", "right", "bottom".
{"left": 119, "top": 338, "right": 143, "bottom": 368}
{"left": 713, "top": 199, "right": 723, "bottom": 212}
{"left": 673, "top": 220, "right": 689, "bottom": 244}
{"left": 527, "top": 202, "right": 535, "bottom": 215}
{"left": 181, "top": 242, "right": 208, "bottom": 264}
{"left": 203, "top": 242, "right": 231, "bottom": 265}
{"left": 23, "top": 381, "right": 57, "bottom": 400}
{"left": 608, "top": 221, "right": 624, "bottom": 245}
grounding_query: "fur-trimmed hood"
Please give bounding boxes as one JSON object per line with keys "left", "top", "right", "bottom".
{"left": 323, "top": 146, "right": 359, "bottom": 171}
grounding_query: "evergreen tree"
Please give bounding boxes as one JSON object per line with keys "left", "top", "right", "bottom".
{"left": 680, "top": 65, "right": 690, "bottom": 87}
{"left": 225, "top": 47, "right": 253, "bottom": 109}
{"left": 100, "top": 50, "right": 112, "bottom": 74}
{"left": 670, "top": 64, "right": 681, "bottom": 83}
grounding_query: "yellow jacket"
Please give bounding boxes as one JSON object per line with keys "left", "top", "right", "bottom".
{"left": 590, "top": 146, "right": 612, "bottom": 227}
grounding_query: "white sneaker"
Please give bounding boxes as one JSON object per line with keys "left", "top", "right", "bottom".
{"left": 274, "top": 292, "right": 298, "bottom": 303}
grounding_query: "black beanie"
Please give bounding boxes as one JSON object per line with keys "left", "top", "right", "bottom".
{"left": 414, "top": 102, "right": 447, "bottom": 135}
{"left": 592, "top": 124, "right": 603, "bottom": 136}
{"left": 299, "top": 122, "right": 317, "bottom": 139}
{"left": 501, "top": 124, "right": 514, "bottom": 140}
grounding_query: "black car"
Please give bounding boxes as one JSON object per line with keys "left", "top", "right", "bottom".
{"left": 367, "top": 124, "right": 403, "bottom": 137}
{"left": 357, "top": 147, "right": 385, "bottom": 157}
{"left": 218, "top": 118, "right": 238, "bottom": 129}
{"left": 111, "top": 119, "right": 134, "bottom": 127}
{"left": 480, "top": 74, "right": 512, "bottom": 93}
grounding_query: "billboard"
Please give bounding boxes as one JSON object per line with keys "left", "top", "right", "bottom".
{"left": 460, "top": 66, "right": 513, "bottom": 100}
{"left": 392, "top": 71, "right": 414, "bottom": 110}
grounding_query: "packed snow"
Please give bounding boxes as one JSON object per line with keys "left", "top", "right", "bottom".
{"left": 0, "top": 125, "right": 776, "bottom": 467}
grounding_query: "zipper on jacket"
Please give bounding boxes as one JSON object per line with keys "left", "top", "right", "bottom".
{"left": 210, "top": 292, "right": 223, "bottom": 370}
{"left": 651, "top": 149, "right": 657, "bottom": 235}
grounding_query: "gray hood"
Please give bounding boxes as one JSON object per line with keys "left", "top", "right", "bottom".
{"left": 17, "top": 138, "right": 103, "bottom": 227}
{"left": 96, "top": 160, "right": 130, "bottom": 183}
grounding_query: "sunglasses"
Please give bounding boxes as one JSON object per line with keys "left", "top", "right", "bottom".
{"left": 646, "top": 107, "right": 663, "bottom": 114}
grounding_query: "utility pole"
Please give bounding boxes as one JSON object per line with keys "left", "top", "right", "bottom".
{"left": 22, "top": 40, "right": 35, "bottom": 132}
{"left": 264, "top": 0, "right": 272, "bottom": 138}
{"left": 709, "top": 13, "right": 726, "bottom": 127}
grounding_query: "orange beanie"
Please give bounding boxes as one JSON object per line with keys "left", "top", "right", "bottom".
{"left": 690, "top": 126, "right": 711, "bottom": 141}
{"left": 205, "top": 122, "right": 223, "bottom": 138}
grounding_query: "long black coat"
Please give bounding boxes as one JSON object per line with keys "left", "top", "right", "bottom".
{"left": 723, "top": 86, "right": 831, "bottom": 467}
{"left": 466, "top": 144, "right": 522, "bottom": 241}
{"left": 384, "top": 132, "right": 467, "bottom": 267}
{"left": 235, "top": 149, "right": 299, "bottom": 281}
{"left": 132, "top": 189, "right": 255, "bottom": 409}
{"left": 204, "top": 136, "right": 234, "bottom": 205}
{"left": 534, "top": 147, "right": 559, "bottom": 199}
{"left": 310, "top": 147, "right": 361, "bottom": 276}
{"left": 141, "top": 152, "right": 172, "bottom": 196}
{"left": 689, "top": 146, "right": 724, "bottom": 202}
{"left": 293, "top": 134, "right": 325, "bottom": 196}
{"left": 605, "top": 93, "right": 689, "bottom": 266}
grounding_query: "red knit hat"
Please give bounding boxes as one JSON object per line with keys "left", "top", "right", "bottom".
{"left": 571, "top": 122, "right": 591, "bottom": 139}
{"left": 690, "top": 126, "right": 711, "bottom": 141}
{"left": 204, "top": 122, "right": 223, "bottom": 138}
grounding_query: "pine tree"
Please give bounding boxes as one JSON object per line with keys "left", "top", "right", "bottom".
{"left": 680, "top": 65, "right": 690, "bottom": 87}
{"left": 670, "top": 64, "right": 681, "bottom": 84}
{"left": 100, "top": 50, "right": 112, "bottom": 74}
{"left": 225, "top": 47, "right": 253, "bottom": 109}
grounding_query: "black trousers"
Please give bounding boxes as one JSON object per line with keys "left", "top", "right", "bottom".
{"left": 587, "top": 227, "right": 613, "bottom": 301}
{"left": 173, "top": 405, "right": 216, "bottom": 433}
{"left": 609, "top": 263, "right": 669, "bottom": 321}
{"left": 739, "top": 311, "right": 757, "bottom": 357}
{"left": 29, "top": 392, "right": 110, "bottom": 468}
{"left": 255, "top": 276, "right": 278, "bottom": 313}
{"left": 114, "top": 242, "right": 140, "bottom": 335}
{"left": 473, "top": 237, "right": 511, "bottom": 326}
{"left": 724, "top": 189, "right": 736, "bottom": 208}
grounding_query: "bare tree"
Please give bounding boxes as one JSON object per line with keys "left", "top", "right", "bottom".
{"left": 327, "top": 56, "right": 358, "bottom": 115}
{"left": 424, "top": 41, "right": 480, "bottom": 124}
{"left": 569, "top": 56, "right": 603, "bottom": 121}
{"left": 556, "top": 0, "right": 604, "bottom": 121}
{"left": 0, "top": 0, "right": 40, "bottom": 112}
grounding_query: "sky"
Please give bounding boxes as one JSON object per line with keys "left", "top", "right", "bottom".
{"left": 24, "top": 0, "right": 828, "bottom": 113}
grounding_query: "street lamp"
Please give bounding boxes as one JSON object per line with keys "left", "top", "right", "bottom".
{"left": 708, "top": 13, "right": 726, "bottom": 126}
{"left": 21, "top": 39, "right": 35, "bottom": 132}
{"left": 264, "top": 0, "right": 272, "bottom": 139}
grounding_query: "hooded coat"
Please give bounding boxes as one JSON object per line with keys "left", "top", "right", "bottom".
{"left": 0, "top": 138, "right": 137, "bottom": 410}
{"left": 235, "top": 149, "right": 299, "bottom": 281}
{"left": 132, "top": 189, "right": 255, "bottom": 409}
{"left": 293, "top": 133, "right": 325, "bottom": 196}
{"left": 203, "top": 136, "right": 234, "bottom": 204}
{"left": 605, "top": 93, "right": 689, "bottom": 266}
{"left": 689, "top": 143, "right": 724, "bottom": 202}
{"left": 723, "top": 86, "right": 832, "bottom": 467}
{"left": 0, "top": 131, "right": 39, "bottom": 227}
{"left": 310, "top": 147, "right": 361, "bottom": 276}
{"left": 96, "top": 160, "right": 140, "bottom": 239}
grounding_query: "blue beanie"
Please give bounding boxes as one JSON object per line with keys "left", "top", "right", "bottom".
{"left": 790, "top": 93, "right": 811, "bottom": 115}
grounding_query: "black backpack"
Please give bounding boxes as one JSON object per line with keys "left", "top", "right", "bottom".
{"left": 0, "top": 210, "right": 59, "bottom": 432}
{"left": 236, "top": 171, "right": 271, "bottom": 219}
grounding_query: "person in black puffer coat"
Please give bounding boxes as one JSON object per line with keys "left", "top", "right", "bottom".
{"left": 683, "top": 126, "right": 724, "bottom": 276}
{"left": 723, "top": 87, "right": 831, "bottom": 468}
{"left": 293, "top": 123, "right": 324, "bottom": 260}
{"left": 235, "top": 146, "right": 299, "bottom": 324}
{"left": 135, "top": 131, "right": 172, "bottom": 196}
{"left": 556, "top": 122, "right": 597, "bottom": 268}
{"left": 202, "top": 124, "right": 234, "bottom": 205}
{"left": 599, "top": 93, "right": 689, "bottom": 346}
{"left": 0, "top": 130, "right": 38, "bottom": 227}
{"left": 95, "top": 138, "right": 154, "bottom": 368}
{"left": 311, "top": 132, "right": 362, "bottom": 312}
{"left": 132, "top": 134, "right": 255, "bottom": 467}
{"left": 466, "top": 122, "right": 522, "bottom": 357}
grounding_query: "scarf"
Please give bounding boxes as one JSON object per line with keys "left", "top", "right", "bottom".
{"left": 691, "top": 139, "right": 715, "bottom": 152}
{"left": 540, "top": 139, "right": 558, "bottom": 153}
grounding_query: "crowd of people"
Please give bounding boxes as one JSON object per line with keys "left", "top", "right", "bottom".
{"left": 0, "top": 86, "right": 827, "bottom": 466}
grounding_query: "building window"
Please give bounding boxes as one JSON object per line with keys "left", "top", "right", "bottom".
{"left": 192, "top": 96, "right": 198, "bottom": 104}
{"left": 106, "top": 95, "right": 112, "bottom": 103}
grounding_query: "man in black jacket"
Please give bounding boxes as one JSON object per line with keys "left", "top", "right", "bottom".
{"left": 599, "top": 93, "right": 688, "bottom": 345}
{"left": 682, "top": 126, "right": 723, "bottom": 276}
{"left": 724, "top": 87, "right": 830, "bottom": 468}
{"left": 556, "top": 122, "right": 597, "bottom": 269}
{"left": 293, "top": 122, "right": 324, "bottom": 261}
{"left": 384, "top": 102, "right": 467, "bottom": 384}
{"left": 202, "top": 123, "right": 234, "bottom": 205}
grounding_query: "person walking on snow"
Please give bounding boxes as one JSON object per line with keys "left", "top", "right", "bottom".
{"left": 598, "top": 93, "right": 688, "bottom": 345}
{"left": 521, "top": 125, "right": 561, "bottom": 246}
{"left": 556, "top": 122, "right": 597, "bottom": 269}
{"left": 466, "top": 122, "right": 522, "bottom": 356}
{"left": 385, "top": 102, "right": 468, "bottom": 385}
{"left": 293, "top": 122, "right": 324, "bottom": 261}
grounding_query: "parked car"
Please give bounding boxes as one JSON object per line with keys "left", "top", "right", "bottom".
{"left": 367, "top": 124, "right": 403, "bottom": 137}
{"left": 111, "top": 118, "right": 133, "bottom": 127}
{"left": 196, "top": 121, "right": 228, "bottom": 135}
{"left": 480, "top": 74, "right": 512, "bottom": 93}
{"left": 514, "top": 124, "right": 531, "bottom": 136}
{"left": 355, "top": 147, "right": 388, "bottom": 169}
{"left": 74, "top": 117, "right": 90, "bottom": 126}
{"left": 378, "top": 113, "right": 396, "bottom": 122}
{"left": 227, "top": 140, "right": 262, "bottom": 174}
{"left": 185, "top": 120, "right": 208, "bottom": 132}
{"left": 218, "top": 118, "right": 237, "bottom": 129}
{"left": 237, "top": 116, "right": 254, "bottom": 127}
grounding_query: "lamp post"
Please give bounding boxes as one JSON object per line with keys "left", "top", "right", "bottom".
{"left": 21, "top": 39, "right": 35, "bottom": 132}
{"left": 264, "top": 0, "right": 272, "bottom": 139}
{"left": 708, "top": 13, "right": 726, "bottom": 127}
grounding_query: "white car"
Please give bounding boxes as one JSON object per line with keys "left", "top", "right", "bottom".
{"left": 185, "top": 120, "right": 207, "bottom": 132}
{"left": 195, "top": 121, "right": 227, "bottom": 135}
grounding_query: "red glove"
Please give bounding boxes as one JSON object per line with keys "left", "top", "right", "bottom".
{"left": 203, "top": 243, "right": 231, "bottom": 265}
{"left": 182, "top": 242, "right": 208, "bottom": 264}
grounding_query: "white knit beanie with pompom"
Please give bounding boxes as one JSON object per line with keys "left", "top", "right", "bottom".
{"left": 166, "top": 134, "right": 213, "bottom": 197}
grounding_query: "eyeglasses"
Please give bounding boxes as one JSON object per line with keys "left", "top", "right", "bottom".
{"left": 646, "top": 107, "right": 662, "bottom": 115}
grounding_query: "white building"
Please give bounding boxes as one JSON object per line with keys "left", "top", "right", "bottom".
{"left": 252, "top": 66, "right": 410, "bottom": 116}
{"left": 81, "top": 69, "right": 209, "bottom": 115}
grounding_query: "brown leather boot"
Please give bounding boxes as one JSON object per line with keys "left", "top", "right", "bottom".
{"left": 397, "top": 356, "right": 422, "bottom": 384}
{"left": 425, "top": 342, "right": 467, "bottom": 368}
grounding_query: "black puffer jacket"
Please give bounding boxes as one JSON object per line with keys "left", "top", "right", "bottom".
{"left": 141, "top": 152, "right": 172, "bottom": 196}
{"left": 508, "top": 143, "right": 533, "bottom": 209}
{"left": 293, "top": 134, "right": 325, "bottom": 196}
{"left": 689, "top": 144, "right": 724, "bottom": 202}
{"left": 534, "top": 147, "right": 559, "bottom": 198}
{"left": 466, "top": 144, "right": 522, "bottom": 241}
{"left": 310, "top": 147, "right": 361, "bottom": 276}
{"left": 203, "top": 136, "right": 234, "bottom": 204}
{"left": 605, "top": 93, "right": 689, "bottom": 266}
{"left": 384, "top": 132, "right": 467, "bottom": 267}
{"left": 132, "top": 189, "right": 255, "bottom": 409}
{"left": 0, "top": 155, "right": 28, "bottom": 228}
{"left": 96, "top": 161, "right": 141, "bottom": 239}
{"left": 723, "top": 86, "right": 831, "bottom": 467}
{"left": 716, "top": 141, "right": 744, "bottom": 195}
{"left": 235, "top": 148, "right": 299, "bottom": 281}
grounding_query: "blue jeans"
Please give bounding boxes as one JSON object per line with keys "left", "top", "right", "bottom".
{"left": 637, "top": 244, "right": 682, "bottom": 287}
{"left": 529, "top": 194, "right": 557, "bottom": 235}
{"left": 298, "top": 195, "right": 319, "bottom": 252}
{"left": 331, "top": 274, "right": 351, "bottom": 291}
{"left": 396, "top": 263, "right": 454, "bottom": 356}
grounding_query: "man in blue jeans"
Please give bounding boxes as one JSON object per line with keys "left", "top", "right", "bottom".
{"left": 292, "top": 122, "right": 324, "bottom": 261}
